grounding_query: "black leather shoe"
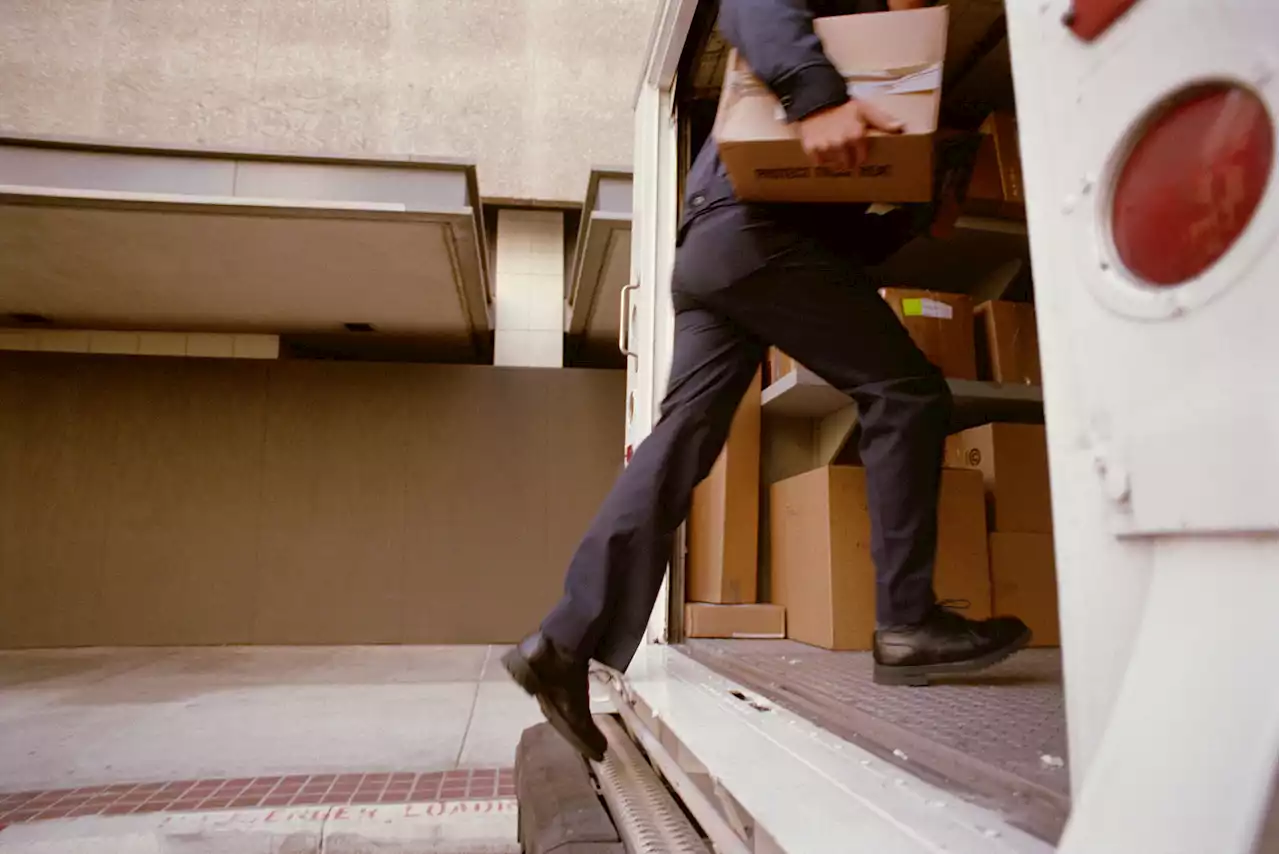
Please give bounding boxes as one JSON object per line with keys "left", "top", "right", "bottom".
{"left": 502, "top": 632, "right": 606, "bottom": 762}
{"left": 873, "top": 605, "right": 1031, "bottom": 686}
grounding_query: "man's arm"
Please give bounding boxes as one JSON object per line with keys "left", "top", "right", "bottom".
{"left": 718, "top": 0, "right": 850, "bottom": 124}
{"left": 719, "top": 0, "right": 906, "bottom": 171}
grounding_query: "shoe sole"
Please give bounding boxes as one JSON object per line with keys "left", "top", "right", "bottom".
{"left": 501, "top": 647, "right": 606, "bottom": 763}
{"left": 873, "top": 627, "right": 1033, "bottom": 687}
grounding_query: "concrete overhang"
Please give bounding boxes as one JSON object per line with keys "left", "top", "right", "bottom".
{"left": 565, "top": 168, "right": 632, "bottom": 366}
{"left": 0, "top": 136, "right": 493, "bottom": 360}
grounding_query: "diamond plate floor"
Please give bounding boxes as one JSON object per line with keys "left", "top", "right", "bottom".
{"left": 680, "top": 640, "right": 1070, "bottom": 843}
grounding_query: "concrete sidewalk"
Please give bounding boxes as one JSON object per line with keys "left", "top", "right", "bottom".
{"left": 0, "top": 645, "right": 546, "bottom": 851}
{"left": 0, "top": 645, "right": 538, "bottom": 791}
{"left": 0, "top": 799, "right": 519, "bottom": 853}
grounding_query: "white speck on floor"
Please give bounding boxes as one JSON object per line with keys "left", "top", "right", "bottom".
{"left": 1039, "top": 754, "right": 1065, "bottom": 769}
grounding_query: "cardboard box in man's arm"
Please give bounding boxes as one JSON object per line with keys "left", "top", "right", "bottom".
{"left": 715, "top": 5, "right": 949, "bottom": 204}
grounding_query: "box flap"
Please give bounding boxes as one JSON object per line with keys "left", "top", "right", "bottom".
{"left": 814, "top": 6, "right": 948, "bottom": 78}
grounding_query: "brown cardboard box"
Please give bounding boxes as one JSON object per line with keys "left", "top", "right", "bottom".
{"left": 880, "top": 288, "right": 977, "bottom": 380}
{"left": 945, "top": 423, "right": 1052, "bottom": 533}
{"left": 975, "top": 300, "right": 1041, "bottom": 385}
{"left": 715, "top": 6, "right": 949, "bottom": 203}
{"left": 964, "top": 111, "right": 1025, "bottom": 219}
{"left": 990, "top": 533, "right": 1059, "bottom": 647}
{"left": 688, "top": 369, "right": 762, "bottom": 603}
{"left": 767, "top": 348, "right": 796, "bottom": 386}
{"left": 685, "top": 603, "right": 786, "bottom": 639}
{"left": 770, "top": 466, "right": 990, "bottom": 651}
{"left": 965, "top": 134, "right": 1003, "bottom": 212}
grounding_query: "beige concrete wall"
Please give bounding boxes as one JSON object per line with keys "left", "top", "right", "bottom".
{"left": 0, "top": 352, "right": 624, "bottom": 648}
{"left": 494, "top": 209, "right": 564, "bottom": 367}
{"left": 0, "top": 0, "right": 656, "bottom": 204}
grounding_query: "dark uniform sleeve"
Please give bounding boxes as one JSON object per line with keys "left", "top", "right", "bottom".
{"left": 718, "top": 0, "right": 850, "bottom": 124}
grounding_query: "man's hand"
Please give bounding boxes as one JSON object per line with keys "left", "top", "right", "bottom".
{"left": 797, "top": 100, "right": 904, "bottom": 172}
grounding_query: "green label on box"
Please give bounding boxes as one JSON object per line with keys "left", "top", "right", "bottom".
{"left": 899, "top": 297, "right": 954, "bottom": 320}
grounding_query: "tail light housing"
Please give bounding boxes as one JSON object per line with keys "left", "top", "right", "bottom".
{"left": 1111, "top": 84, "right": 1274, "bottom": 287}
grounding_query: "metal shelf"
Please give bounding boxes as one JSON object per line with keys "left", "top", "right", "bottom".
{"left": 760, "top": 366, "right": 853, "bottom": 418}
{"left": 953, "top": 215, "right": 1029, "bottom": 235}
{"left": 761, "top": 366, "right": 1043, "bottom": 429}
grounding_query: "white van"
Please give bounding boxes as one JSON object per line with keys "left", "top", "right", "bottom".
{"left": 592, "top": 2, "right": 1278, "bottom": 852}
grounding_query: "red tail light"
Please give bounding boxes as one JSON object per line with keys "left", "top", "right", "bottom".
{"left": 1111, "top": 84, "right": 1274, "bottom": 287}
{"left": 1063, "top": 0, "right": 1140, "bottom": 41}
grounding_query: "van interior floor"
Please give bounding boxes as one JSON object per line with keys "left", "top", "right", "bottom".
{"left": 678, "top": 640, "right": 1070, "bottom": 844}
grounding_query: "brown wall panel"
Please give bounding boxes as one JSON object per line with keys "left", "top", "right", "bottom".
{"left": 254, "top": 362, "right": 415, "bottom": 645}
{"left": 95, "top": 359, "right": 269, "bottom": 645}
{"left": 0, "top": 358, "right": 117, "bottom": 647}
{"left": 0, "top": 353, "right": 624, "bottom": 648}
{"left": 543, "top": 369, "right": 627, "bottom": 576}
{"left": 403, "top": 367, "right": 551, "bottom": 645}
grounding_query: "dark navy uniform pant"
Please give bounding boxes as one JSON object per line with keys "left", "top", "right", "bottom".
{"left": 541, "top": 202, "right": 952, "bottom": 672}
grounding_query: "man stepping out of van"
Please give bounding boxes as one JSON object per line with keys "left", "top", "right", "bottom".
{"left": 504, "top": 0, "right": 1030, "bottom": 762}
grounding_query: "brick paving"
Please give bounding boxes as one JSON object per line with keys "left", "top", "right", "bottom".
{"left": 0, "top": 768, "right": 515, "bottom": 825}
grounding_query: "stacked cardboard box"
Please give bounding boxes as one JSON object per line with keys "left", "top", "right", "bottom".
{"left": 881, "top": 288, "right": 977, "bottom": 380}
{"left": 774, "top": 295, "right": 1008, "bottom": 387}
{"left": 945, "top": 423, "right": 1059, "bottom": 646}
{"left": 685, "top": 369, "right": 786, "bottom": 638}
{"left": 765, "top": 348, "right": 797, "bottom": 387}
{"left": 975, "top": 300, "right": 1041, "bottom": 385}
{"left": 688, "top": 369, "right": 761, "bottom": 605}
{"left": 770, "top": 466, "right": 990, "bottom": 650}
{"left": 773, "top": 293, "right": 983, "bottom": 385}
{"left": 685, "top": 603, "right": 785, "bottom": 640}
{"left": 986, "top": 533, "right": 1056, "bottom": 644}
{"left": 964, "top": 111, "right": 1024, "bottom": 220}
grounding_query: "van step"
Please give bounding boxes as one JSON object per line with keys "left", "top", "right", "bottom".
{"left": 593, "top": 716, "right": 711, "bottom": 854}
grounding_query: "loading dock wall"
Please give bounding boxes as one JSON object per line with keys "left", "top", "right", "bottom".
{"left": 0, "top": 353, "right": 623, "bottom": 648}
